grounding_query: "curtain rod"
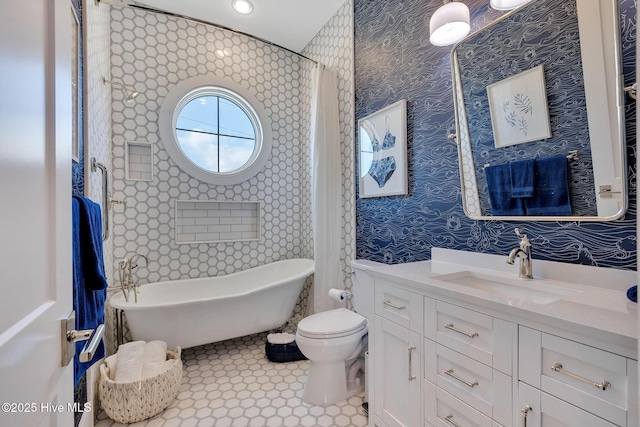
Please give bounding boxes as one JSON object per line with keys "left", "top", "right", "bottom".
{"left": 96, "top": 0, "right": 319, "bottom": 65}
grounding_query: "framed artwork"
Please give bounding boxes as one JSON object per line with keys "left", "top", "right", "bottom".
{"left": 487, "top": 65, "right": 551, "bottom": 148}
{"left": 358, "top": 99, "right": 407, "bottom": 198}
{"left": 71, "top": 5, "right": 80, "bottom": 163}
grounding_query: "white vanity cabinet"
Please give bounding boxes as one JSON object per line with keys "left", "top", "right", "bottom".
{"left": 364, "top": 252, "right": 637, "bottom": 427}
{"left": 423, "top": 296, "right": 515, "bottom": 427}
{"left": 372, "top": 281, "right": 423, "bottom": 427}
{"left": 519, "top": 326, "right": 638, "bottom": 427}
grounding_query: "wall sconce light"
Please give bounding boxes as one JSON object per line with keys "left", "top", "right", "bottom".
{"left": 490, "top": 0, "right": 532, "bottom": 10}
{"left": 429, "top": 0, "right": 471, "bottom": 46}
{"left": 103, "top": 77, "right": 138, "bottom": 103}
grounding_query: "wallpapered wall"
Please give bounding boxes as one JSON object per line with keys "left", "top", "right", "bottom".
{"left": 354, "top": 0, "right": 636, "bottom": 270}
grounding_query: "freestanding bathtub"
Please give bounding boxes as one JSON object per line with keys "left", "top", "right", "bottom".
{"left": 109, "top": 258, "right": 314, "bottom": 349}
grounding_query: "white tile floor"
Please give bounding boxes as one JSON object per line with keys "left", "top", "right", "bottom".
{"left": 95, "top": 328, "right": 368, "bottom": 427}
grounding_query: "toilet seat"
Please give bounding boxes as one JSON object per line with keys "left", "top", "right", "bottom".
{"left": 297, "top": 308, "right": 367, "bottom": 339}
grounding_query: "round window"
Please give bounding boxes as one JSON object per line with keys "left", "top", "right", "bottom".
{"left": 159, "top": 76, "right": 272, "bottom": 185}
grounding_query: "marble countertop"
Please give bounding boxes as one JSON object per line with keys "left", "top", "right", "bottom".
{"left": 353, "top": 248, "right": 638, "bottom": 358}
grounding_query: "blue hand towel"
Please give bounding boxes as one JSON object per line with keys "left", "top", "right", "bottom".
{"left": 72, "top": 196, "right": 108, "bottom": 386}
{"left": 627, "top": 286, "right": 637, "bottom": 303}
{"left": 485, "top": 163, "right": 525, "bottom": 215}
{"left": 510, "top": 159, "right": 535, "bottom": 198}
{"left": 525, "top": 155, "right": 572, "bottom": 216}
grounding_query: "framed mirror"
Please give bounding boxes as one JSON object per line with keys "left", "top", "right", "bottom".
{"left": 451, "top": 0, "right": 627, "bottom": 221}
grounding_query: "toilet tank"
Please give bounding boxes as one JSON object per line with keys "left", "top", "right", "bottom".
{"left": 350, "top": 259, "right": 384, "bottom": 320}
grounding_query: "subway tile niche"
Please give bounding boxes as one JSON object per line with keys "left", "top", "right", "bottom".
{"left": 175, "top": 200, "right": 261, "bottom": 244}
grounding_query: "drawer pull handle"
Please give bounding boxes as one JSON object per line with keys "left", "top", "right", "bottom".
{"left": 384, "top": 300, "right": 406, "bottom": 310}
{"left": 444, "top": 414, "right": 462, "bottom": 427}
{"left": 521, "top": 405, "right": 532, "bottom": 427}
{"left": 550, "top": 363, "right": 611, "bottom": 390}
{"left": 445, "top": 323, "right": 479, "bottom": 338}
{"left": 408, "top": 346, "right": 416, "bottom": 381}
{"left": 444, "top": 369, "right": 478, "bottom": 388}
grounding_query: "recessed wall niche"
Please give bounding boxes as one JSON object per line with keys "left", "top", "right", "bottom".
{"left": 125, "top": 141, "right": 153, "bottom": 181}
{"left": 175, "top": 200, "right": 261, "bottom": 244}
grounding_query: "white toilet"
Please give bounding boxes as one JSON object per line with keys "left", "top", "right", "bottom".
{"left": 295, "top": 262, "right": 377, "bottom": 405}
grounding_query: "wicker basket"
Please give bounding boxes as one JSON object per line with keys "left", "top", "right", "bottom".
{"left": 99, "top": 347, "right": 183, "bottom": 424}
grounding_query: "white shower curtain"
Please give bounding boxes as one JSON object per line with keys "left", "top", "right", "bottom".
{"left": 309, "top": 64, "right": 342, "bottom": 314}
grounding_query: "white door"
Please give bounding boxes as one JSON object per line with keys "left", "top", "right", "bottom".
{"left": 0, "top": 0, "right": 74, "bottom": 426}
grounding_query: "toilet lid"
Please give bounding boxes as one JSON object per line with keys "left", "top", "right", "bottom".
{"left": 297, "top": 308, "right": 367, "bottom": 338}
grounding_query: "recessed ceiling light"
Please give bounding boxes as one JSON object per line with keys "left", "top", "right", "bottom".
{"left": 232, "top": 0, "right": 253, "bottom": 14}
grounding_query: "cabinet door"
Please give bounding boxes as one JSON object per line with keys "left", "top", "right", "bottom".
{"left": 518, "top": 382, "right": 617, "bottom": 427}
{"left": 374, "top": 315, "right": 421, "bottom": 427}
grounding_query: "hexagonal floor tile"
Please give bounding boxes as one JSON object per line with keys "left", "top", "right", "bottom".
{"left": 95, "top": 331, "right": 367, "bottom": 427}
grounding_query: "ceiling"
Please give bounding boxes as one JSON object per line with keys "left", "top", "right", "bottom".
{"left": 137, "top": 0, "right": 347, "bottom": 53}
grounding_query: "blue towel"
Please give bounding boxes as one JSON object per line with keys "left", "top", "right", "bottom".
{"left": 525, "top": 155, "right": 572, "bottom": 216}
{"left": 510, "top": 159, "right": 535, "bottom": 198}
{"left": 627, "top": 286, "right": 637, "bottom": 303}
{"left": 72, "top": 196, "right": 108, "bottom": 386}
{"left": 485, "top": 163, "right": 525, "bottom": 215}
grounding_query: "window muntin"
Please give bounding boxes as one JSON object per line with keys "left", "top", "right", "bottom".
{"left": 159, "top": 76, "right": 272, "bottom": 185}
{"left": 175, "top": 92, "right": 258, "bottom": 174}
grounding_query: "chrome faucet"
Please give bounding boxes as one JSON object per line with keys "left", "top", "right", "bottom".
{"left": 117, "top": 253, "right": 149, "bottom": 303}
{"left": 506, "top": 228, "right": 533, "bottom": 279}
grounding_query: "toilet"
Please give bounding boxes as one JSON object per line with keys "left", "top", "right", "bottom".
{"left": 295, "top": 261, "right": 377, "bottom": 405}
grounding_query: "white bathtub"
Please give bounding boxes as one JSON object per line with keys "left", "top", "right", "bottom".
{"left": 110, "top": 259, "right": 314, "bottom": 349}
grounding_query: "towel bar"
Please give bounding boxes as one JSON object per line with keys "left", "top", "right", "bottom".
{"left": 91, "top": 157, "right": 110, "bottom": 241}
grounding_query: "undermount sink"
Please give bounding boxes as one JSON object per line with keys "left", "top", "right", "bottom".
{"left": 433, "top": 271, "right": 582, "bottom": 305}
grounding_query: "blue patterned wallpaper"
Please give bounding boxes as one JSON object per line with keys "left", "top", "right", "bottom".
{"left": 354, "top": 0, "right": 636, "bottom": 270}
{"left": 457, "top": 0, "right": 595, "bottom": 216}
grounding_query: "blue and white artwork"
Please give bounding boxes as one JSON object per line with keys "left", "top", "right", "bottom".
{"left": 486, "top": 65, "right": 551, "bottom": 148}
{"left": 358, "top": 99, "right": 407, "bottom": 198}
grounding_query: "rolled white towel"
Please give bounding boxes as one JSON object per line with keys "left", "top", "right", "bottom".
{"left": 141, "top": 340, "right": 168, "bottom": 379}
{"left": 267, "top": 332, "right": 295, "bottom": 345}
{"left": 114, "top": 341, "right": 145, "bottom": 382}
{"left": 104, "top": 355, "right": 118, "bottom": 380}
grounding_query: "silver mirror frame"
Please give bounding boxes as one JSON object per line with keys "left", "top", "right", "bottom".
{"left": 450, "top": 0, "right": 628, "bottom": 222}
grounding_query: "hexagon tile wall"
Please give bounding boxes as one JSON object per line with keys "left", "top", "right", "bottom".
{"left": 109, "top": 0, "right": 356, "bottom": 321}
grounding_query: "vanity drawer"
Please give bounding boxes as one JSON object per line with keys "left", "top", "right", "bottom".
{"left": 375, "top": 281, "right": 423, "bottom": 332}
{"left": 424, "top": 339, "right": 512, "bottom": 427}
{"left": 424, "top": 380, "right": 504, "bottom": 427}
{"left": 519, "top": 326, "right": 636, "bottom": 427}
{"left": 424, "top": 297, "right": 513, "bottom": 374}
{"left": 519, "top": 381, "right": 617, "bottom": 427}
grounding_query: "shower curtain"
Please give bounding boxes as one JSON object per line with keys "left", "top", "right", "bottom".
{"left": 310, "top": 64, "right": 342, "bottom": 314}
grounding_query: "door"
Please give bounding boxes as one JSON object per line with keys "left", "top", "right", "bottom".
{"left": 0, "top": 0, "right": 73, "bottom": 426}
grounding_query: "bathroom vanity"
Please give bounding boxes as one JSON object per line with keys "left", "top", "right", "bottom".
{"left": 357, "top": 248, "right": 638, "bottom": 427}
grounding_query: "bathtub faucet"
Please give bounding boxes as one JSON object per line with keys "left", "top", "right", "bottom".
{"left": 117, "top": 253, "right": 149, "bottom": 303}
